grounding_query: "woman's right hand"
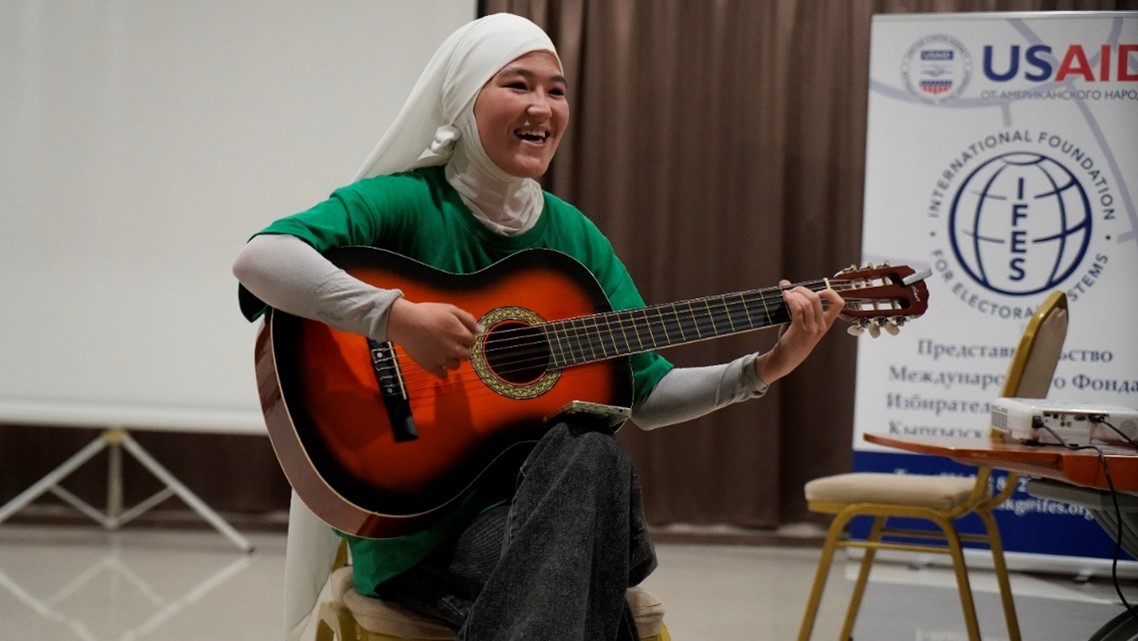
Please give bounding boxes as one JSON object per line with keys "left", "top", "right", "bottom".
{"left": 386, "top": 298, "right": 482, "bottom": 378}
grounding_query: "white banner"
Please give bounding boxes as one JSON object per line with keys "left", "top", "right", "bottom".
{"left": 857, "top": 11, "right": 1138, "bottom": 559}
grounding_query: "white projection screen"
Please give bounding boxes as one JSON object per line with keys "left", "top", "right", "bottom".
{"left": 0, "top": 1, "right": 475, "bottom": 434}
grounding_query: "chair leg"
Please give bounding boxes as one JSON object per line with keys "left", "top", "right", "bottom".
{"left": 316, "top": 617, "right": 334, "bottom": 641}
{"left": 316, "top": 602, "right": 361, "bottom": 641}
{"left": 316, "top": 603, "right": 335, "bottom": 641}
{"left": 839, "top": 516, "right": 885, "bottom": 641}
{"left": 798, "top": 510, "right": 856, "bottom": 641}
{"left": 933, "top": 516, "right": 982, "bottom": 641}
{"left": 978, "top": 508, "right": 1022, "bottom": 641}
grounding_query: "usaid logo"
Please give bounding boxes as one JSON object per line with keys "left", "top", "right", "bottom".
{"left": 982, "top": 44, "right": 1138, "bottom": 83}
{"left": 928, "top": 130, "right": 1117, "bottom": 318}
{"left": 902, "top": 34, "right": 973, "bottom": 104}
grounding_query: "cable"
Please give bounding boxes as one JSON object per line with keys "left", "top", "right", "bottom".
{"left": 1038, "top": 423, "right": 1137, "bottom": 620}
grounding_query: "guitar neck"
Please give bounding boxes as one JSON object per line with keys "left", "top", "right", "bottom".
{"left": 542, "top": 282, "right": 822, "bottom": 369}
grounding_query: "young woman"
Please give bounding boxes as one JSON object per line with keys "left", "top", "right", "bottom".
{"left": 234, "top": 13, "right": 844, "bottom": 640}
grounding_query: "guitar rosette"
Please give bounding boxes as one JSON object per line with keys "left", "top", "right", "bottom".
{"left": 471, "top": 306, "right": 559, "bottom": 400}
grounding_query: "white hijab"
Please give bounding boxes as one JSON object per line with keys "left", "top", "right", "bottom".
{"left": 351, "top": 13, "right": 562, "bottom": 235}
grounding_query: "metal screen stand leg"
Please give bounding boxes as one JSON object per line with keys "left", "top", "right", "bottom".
{"left": 0, "top": 434, "right": 109, "bottom": 525}
{"left": 118, "top": 431, "right": 254, "bottom": 552}
{"left": 0, "top": 427, "right": 254, "bottom": 553}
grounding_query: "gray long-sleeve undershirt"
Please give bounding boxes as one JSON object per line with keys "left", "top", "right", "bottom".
{"left": 232, "top": 234, "right": 768, "bottom": 432}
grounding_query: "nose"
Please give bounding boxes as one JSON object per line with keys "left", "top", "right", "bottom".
{"left": 527, "top": 92, "right": 553, "bottom": 117}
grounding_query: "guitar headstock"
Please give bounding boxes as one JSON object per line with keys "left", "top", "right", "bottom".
{"left": 832, "top": 263, "right": 930, "bottom": 338}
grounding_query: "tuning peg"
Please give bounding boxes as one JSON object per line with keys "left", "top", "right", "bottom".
{"left": 883, "top": 320, "right": 901, "bottom": 336}
{"left": 847, "top": 323, "right": 865, "bottom": 337}
{"left": 866, "top": 322, "right": 882, "bottom": 338}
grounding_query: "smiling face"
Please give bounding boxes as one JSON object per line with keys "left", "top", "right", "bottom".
{"left": 472, "top": 51, "right": 568, "bottom": 178}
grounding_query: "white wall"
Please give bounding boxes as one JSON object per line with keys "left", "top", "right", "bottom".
{"left": 0, "top": 1, "right": 476, "bottom": 433}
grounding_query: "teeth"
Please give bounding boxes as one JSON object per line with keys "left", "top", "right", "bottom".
{"left": 516, "top": 129, "right": 548, "bottom": 140}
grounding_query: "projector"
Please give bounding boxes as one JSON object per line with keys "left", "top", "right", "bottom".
{"left": 990, "top": 398, "right": 1138, "bottom": 446}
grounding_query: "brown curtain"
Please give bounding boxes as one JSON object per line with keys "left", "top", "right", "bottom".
{"left": 482, "top": 0, "right": 1136, "bottom": 528}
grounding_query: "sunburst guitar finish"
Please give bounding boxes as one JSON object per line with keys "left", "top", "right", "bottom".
{"left": 254, "top": 246, "right": 929, "bottom": 538}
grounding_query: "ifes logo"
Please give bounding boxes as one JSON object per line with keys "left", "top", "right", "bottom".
{"left": 949, "top": 151, "right": 1090, "bottom": 296}
{"left": 927, "top": 130, "right": 1118, "bottom": 320}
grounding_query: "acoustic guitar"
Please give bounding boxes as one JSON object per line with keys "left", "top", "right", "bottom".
{"left": 254, "top": 246, "right": 929, "bottom": 538}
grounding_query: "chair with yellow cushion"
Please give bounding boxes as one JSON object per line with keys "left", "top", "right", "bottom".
{"left": 797, "top": 290, "right": 1069, "bottom": 641}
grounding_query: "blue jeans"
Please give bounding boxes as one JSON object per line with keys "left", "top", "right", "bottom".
{"left": 375, "top": 419, "right": 657, "bottom": 640}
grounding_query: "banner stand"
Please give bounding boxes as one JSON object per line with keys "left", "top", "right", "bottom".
{"left": 856, "top": 11, "right": 1138, "bottom": 566}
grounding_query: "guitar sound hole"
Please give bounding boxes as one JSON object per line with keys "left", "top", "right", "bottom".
{"left": 483, "top": 321, "right": 550, "bottom": 384}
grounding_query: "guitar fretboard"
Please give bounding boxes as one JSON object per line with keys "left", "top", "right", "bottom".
{"left": 541, "top": 288, "right": 801, "bottom": 369}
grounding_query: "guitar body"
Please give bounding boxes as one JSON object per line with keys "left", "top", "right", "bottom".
{"left": 255, "top": 247, "right": 633, "bottom": 539}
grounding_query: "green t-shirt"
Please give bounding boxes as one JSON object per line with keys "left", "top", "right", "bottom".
{"left": 240, "top": 165, "right": 672, "bottom": 594}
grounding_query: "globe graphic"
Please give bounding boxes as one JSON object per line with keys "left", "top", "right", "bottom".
{"left": 949, "top": 151, "right": 1091, "bottom": 296}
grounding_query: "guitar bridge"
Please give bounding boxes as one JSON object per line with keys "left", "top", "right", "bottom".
{"left": 368, "top": 339, "right": 418, "bottom": 442}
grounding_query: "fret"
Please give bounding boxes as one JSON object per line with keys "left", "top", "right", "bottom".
{"left": 572, "top": 317, "right": 591, "bottom": 363}
{"left": 686, "top": 301, "right": 703, "bottom": 339}
{"left": 612, "top": 315, "right": 626, "bottom": 352}
{"left": 588, "top": 315, "right": 608, "bottom": 359}
{"left": 761, "top": 290, "right": 792, "bottom": 326}
{"left": 542, "top": 324, "right": 567, "bottom": 369}
{"left": 597, "top": 317, "right": 613, "bottom": 359}
{"left": 610, "top": 311, "right": 634, "bottom": 355}
{"left": 652, "top": 307, "right": 673, "bottom": 346}
{"left": 702, "top": 299, "right": 720, "bottom": 336}
{"left": 549, "top": 320, "right": 568, "bottom": 366}
{"left": 670, "top": 302, "right": 693, "bottom": 342}
{"left": 724, "top": 295, "right": 752, "bottom": 331}
{"left": 669, "top": 304, "right": 696, "bottom": 346}
{"left": 580, "top": 317, "right": 600, "bottom": 361}
{"left": 668, "top": 303, "right": 688, "bottom": 343}
{"left": 564, "top": 318, "right": 588, "bottom": 365}
{"left": 739, "top": 292, "right": 755, "bottom": 328}
{"left": 718, "top": 297, "right": 737, "bottom": 333}
{"left": 757, "top": 290, "right": 774, "bottom": 327}
{"left": 638, "top": 308, "right": 659, "bottom": 348}
{"left": 626, "top": 310, "right": 646, "bottom": 352}
{"left": 559, "top": 321, "right": 578, "bottom": 366}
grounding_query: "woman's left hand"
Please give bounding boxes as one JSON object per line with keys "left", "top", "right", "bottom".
{"left": 753, "top": 281, "right": 845, "bottom": 385}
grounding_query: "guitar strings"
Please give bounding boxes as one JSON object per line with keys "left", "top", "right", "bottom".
{"left": 484, "top": 278, "right": 882, "bottom": 355}
{"left": 392, "top": 282, "right": 803, "bottom": 391}
{"left": 386, "top": 276, "right": 907, "bottom": 394}
{"left": 391, "top": 278, "right": 904, "bottom": 391}
{"left": 387, "top": 297, "right": 853, "bottom": 398}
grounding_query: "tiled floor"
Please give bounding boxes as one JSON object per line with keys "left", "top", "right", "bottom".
{"left": 0, "top": 523, "right": 1135, "bottom": 640}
